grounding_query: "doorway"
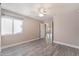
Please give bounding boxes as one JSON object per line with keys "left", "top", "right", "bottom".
{"left": 40, "top": 21, "right": 53, "bottom": 44}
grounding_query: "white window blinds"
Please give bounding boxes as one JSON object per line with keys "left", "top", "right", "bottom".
{"left": 1, "top": 15, "right": 23, "bottom": 36}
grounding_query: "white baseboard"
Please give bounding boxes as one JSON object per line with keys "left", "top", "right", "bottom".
{"left": 1, "top": 38, "right": 40, "bottom": 49}
{"left": 53, "top": 41, "right": 79, "bottom": 49}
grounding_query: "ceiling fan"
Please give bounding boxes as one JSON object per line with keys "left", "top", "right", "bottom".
{"left": 35, "top": 4, "right": 52, "bottom": 17}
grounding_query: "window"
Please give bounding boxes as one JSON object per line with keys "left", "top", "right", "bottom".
{"left": 1, "top": 15, "right": 23, "bottom": 35}
{"left": 1, "top": 16, "right": 13, "bottom": 35}
{"left": 14, "top": 19, "right": 23, "bottom": 34}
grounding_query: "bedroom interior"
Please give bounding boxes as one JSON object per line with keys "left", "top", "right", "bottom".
{"left": 0, "top": 3, "right": 79, "bottom": 56}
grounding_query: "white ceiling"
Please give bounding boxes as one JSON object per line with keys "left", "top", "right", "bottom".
{"left": 1, "top": 3, "right": 79, "bottom": 21}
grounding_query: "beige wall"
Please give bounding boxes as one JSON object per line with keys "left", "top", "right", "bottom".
{"left": 1, "top": 12, "right": 41, "bottom": 48}
{"left": 54, "top": 11, "right": 79, "bottom": 47}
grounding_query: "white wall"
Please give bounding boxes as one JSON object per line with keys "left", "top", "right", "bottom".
{"left": 54, "top": 11, "right": 79, "bottom": 47}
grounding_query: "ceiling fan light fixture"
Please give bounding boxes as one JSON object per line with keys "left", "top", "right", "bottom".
{"left": 38, "top": 8, "right": 47, "bottom": 17}
{"left": 39, "top": 13, "right": 44, "bottom": 17}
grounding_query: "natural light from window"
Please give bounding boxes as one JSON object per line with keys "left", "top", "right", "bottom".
{"left": 1, "top": 16, "right": 23, "bottom": 35}
{"left": 14, "top": 19, "right": 23, "bottom": 34}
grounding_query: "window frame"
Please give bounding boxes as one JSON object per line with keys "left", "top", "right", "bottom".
{"left": 1, "top": 15, "right": 23, "bottom": 36}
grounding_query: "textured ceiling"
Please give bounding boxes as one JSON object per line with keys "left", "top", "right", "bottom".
{"left": 1, "top": 3, "right": 79, "bottom": 21}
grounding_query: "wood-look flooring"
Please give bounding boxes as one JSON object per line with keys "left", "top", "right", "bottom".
{"left": 0, "top": 39, "right": 79, "bottom": 56}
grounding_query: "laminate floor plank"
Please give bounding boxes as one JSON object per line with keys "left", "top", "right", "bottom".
{"left": 1, "top": 39, "right": 79, "bottom": 56}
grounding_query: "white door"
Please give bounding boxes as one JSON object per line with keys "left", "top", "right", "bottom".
{"left": 40, "top": 24, "right": 46, "bottom": 39}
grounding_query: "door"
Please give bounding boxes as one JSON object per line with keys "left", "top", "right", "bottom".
{"left": 40, "top": 24, "right": 46, "bottom": 39}
{"left": 40, "top": 21, "right": 53, "bottom": 44}
{"left": 45, "top": 21, "right": 53, "bottom": 44}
